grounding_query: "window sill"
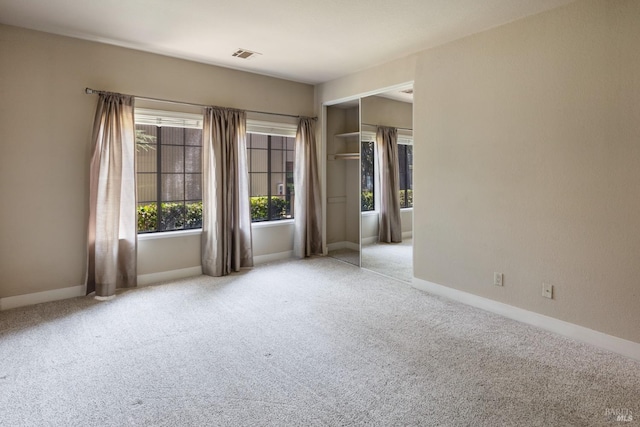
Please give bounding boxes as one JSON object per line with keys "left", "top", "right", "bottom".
{"left": 401, "top": 207, "right": 414, "bottom": 212}
{"left": 361, "top": 210, "right": 379, "bottom": 217}
{"left": 138, "top": 228, "right": 202, "bottom": 241}
{"left": 137, "top": 219, "right": 295, "bottom": 240}
{"left": 251, "top": 219, "right": 294, "bottom": 229}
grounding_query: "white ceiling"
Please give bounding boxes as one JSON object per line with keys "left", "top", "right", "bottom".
{"left": 0, "top": 0, "right": 575, "bottom": 85}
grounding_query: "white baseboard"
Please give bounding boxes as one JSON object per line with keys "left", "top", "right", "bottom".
{"left": 0, "top": 285, "right": 85, "bottom": 311}
{"left": 334, "top": 236, "right": 411, "bottom": 247}
{"left": 412, "top": 277, "right": 640, "bottom": 362}
{"left": 362, "top": 236, "right": 378, "bottom": 245}
{"left": 137, "top": 266, "right": 203, "bottom": 287}
{"left": 254, "top": 250, "right": 293, "bottom": 265}
{"left": 1, "top": 250, "right": 294, "bottom": 310}
{"left": 327, "top": 241, "right": 359, "bottom": 252}
{"left": 327, "top": 242, "right": 344, "bottom": 251}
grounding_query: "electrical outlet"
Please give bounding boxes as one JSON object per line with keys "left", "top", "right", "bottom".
{"left": 493, "top": 272, "right": 503, "bottom": 286}
{"left": 542, "top": 282, "right": 553, "bottom": 299}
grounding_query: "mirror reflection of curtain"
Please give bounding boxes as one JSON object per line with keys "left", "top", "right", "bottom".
{"left": 87, "top": 93, "right": 137, "bottom": 298}
{"left": 376, "top": 126, "right": 402, "bottom": 243}
{"left": 201, "top": 107, "right": 254, "bottom": 276}
{"left": 293, "top": 118, "right": 323, "bottom": 257}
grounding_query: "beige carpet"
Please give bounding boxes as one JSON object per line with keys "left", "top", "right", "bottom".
{"left": 362, "top": 238, "right": 413, "bottom": 283}
{"left": 1, "top": 256, "right": 639, "bottom": 426}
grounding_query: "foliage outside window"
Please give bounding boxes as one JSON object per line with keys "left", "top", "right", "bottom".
{"left": 247, "top": 133, "right": 295, "bottom": 222}
{"left": 361, "top": 140, "right": 375, "bottom": 211}
{"left": 398, "top": 144, "right": 413, "bottom": 208}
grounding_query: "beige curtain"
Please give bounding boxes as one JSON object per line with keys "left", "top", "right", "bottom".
{"left": 293, "top": 118, "right": 323, "bottom": 258}
{"left": 202, "top": 107, "right": 253, "bottom": 276}
{"left": 377, "top": 126, "right": 402, "bottom": 243}
{"left": 87, "top": 93, "right": 137, "bottom": 298}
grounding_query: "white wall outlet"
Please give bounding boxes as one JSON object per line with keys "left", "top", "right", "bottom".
{"left": 493, "top": 272, "right": 503, "bottom": 286}
{"left": 542, "top": 282, "right": 553, "bottom": 299}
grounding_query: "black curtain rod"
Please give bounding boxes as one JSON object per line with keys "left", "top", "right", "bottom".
{"left": 361, "top": 122, "right": 413, "bottom": 131}
{"left": 84, "top": 88, "right": 316, "bottom": 121}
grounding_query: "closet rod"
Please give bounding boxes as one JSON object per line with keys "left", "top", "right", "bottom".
{"left": 84, "top": 88, "right": 316, "bottom": 120}
{"left": 361, "top": 122, "right": 412, "bottom": 131}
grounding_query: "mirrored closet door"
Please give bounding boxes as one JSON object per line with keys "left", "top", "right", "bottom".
{"left": 359, "top": 88, "right": 413, "bottom": 282}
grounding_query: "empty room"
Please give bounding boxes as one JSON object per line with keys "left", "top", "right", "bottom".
{"left": 1, "top": 0, "right": 639, "bottom": 425}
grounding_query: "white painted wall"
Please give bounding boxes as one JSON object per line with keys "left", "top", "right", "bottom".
{"left": 0, "top": 24, "right": 313, "bottom": 299}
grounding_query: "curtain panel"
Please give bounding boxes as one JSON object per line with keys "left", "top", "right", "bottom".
{"left": 376, "top": 126, "right": 402, "bottom": 243}
{"left": 293, "top": 118, "right": 323, "bottom": 258}
{"left": 201, "top": 107, "right": 253, "bottom": 276}
{"left": 86, "top": 93, "right": 137, "bottom": 297}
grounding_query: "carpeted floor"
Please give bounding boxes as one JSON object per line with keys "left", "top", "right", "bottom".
{"left": 362, "top": 238, "right": 413, "bottom": 283}
{"left": 1, "top": 256, "right": 639, "bottom": 426}
{"left": 328, "top": 248, "right": 360, "bottom": 266}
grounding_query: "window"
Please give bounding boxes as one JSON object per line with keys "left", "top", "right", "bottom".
{"left": 398, "top": 144, "right": 413, "bottom": 208}
{"left": 135, "top": 109, "right": 203, "bottom": 233}
{"left": 361, "top": 140, "right": 375, "bottom": 212}
{"left": 246, "top": 132, "right": 295, "bottom": 222}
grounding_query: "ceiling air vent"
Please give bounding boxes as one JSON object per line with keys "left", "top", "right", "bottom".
{"left": 232, "top": 48, "right": 261, "bottom": 60}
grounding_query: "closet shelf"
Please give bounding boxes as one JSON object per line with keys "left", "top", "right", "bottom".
{"left": 334, "top": 131, "right": 360, "bottom": 139}
{"left": 330, "top": 152, "right": 359, "bottom": 161}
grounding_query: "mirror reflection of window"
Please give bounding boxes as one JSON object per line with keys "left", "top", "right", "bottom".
{"left": 361, "top": 140, "right": 375, "bottom": 212}
{"left": 398, "top": 144, "right": 413, "bottom": 209}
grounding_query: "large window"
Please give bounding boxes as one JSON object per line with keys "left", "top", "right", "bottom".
{"left": 135, "top": 109, "right": 203, "bottom": 233}
{"left": 246, "top": 133, "right": 295, "bottom": 222}
{"left": 398, "top": 144, "right": 413, "bottom": 208}
{"left": 361, "top": 140, "right": 375, "bottom": 212}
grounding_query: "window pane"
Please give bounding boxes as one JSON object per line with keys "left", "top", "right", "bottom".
{"left": 270, "top": 195, "right": 291, "bottom": 220}
{"left": 160, "top": 202, "right": 185, "bottom": 231}
{"left": 250, "top": 149, "right": 268, "bottom": 173}
{"left": 398, "top": 145, "right": 407, "bottom": 192}
{"left": 271, "top": 171, "right": 287, "bottom": 197}
{"left": 250, "top": 194, "right": 268, "bottom": 221}
{"left": 162, "top": 146, "right": 184, "bottom": 173}
{"left": 361, "top": 141, "right": 374, "bottom": 212}
{"left": 270, "top": 149, "right": 286, "bottom": 173}
{"left": 137, "top": 202, "right": 157, "bottom": 233}
{"left": 185, "top": 202, "right": 202, "bottom": 229}
{"left": 185, "top": 146, "right": 201, "bottom": 173}
{"left": 271, "top": 136, "right": 284, "bottom": 150}
{"left": 249, "top": 133, "right": 268, "bottom": 149}
{"left": 161, "top": 127, "right": 184, "bottom": 146}
{"left": 185, "top": 128, "right": 201, "bottom": 146}
{"left": 407, "top": 146, "right": 413, "bottom": 207}
{"left": 135, "top": 112, "right": 203, "bottom": 234}
{"left": 161, "top": 174, "right": 184, "bottom": 202}
{"left": 137, "top": 173, "right": 157, "bottom": 203}
{"left": 245, "top": 133, "right": 295, "bottom": 223}
{"left": 185, "top": 173, "right": 201, "bottom": 201}
{"left": 137, "top": 146, "right": 157, "bottom": 173}
{"left": 286, "top": 137, "right": 295, "bottom": 151}
{"left": 250, "top": 173, "right": 268, "bottom": 197}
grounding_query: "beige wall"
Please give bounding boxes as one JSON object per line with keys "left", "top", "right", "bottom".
{"left": 414, "top": 0, "right": 640, "bottom": 343}
{"left": 0, "top": 24, "right": 313, "bottom": 298}
{"left": 318, "top": 0, "right": 640, "bottom": 344}
{"left": 361, "top": 96, "right": 413, "bottom": 130}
